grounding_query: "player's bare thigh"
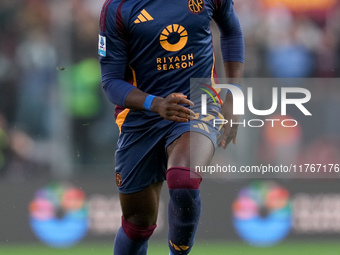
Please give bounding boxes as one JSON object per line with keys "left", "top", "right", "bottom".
{"left": 167, "top": 131, "right": 214, "bottom": 169}
{"left": 119, "top": 181, "right": 163, "bottom": 226}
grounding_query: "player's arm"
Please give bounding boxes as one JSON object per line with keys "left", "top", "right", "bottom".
{"left": 125, "top": 89, "right": 194, "bottom": 122}
{"left": 221, "top": 62, "right": 243, "bottom": 148}
{"left": 99, "top": 5, "right": 193, "bottom": 122}
{"left": 101, "top": 63, "right": 194, "bottom": 122}
{"left": 213, "top": 0, "right": 245, "bottom": 148}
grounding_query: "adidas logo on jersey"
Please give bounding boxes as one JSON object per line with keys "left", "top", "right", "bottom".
{"left": 134, "top": 9, "right": 153, "bottom": 23}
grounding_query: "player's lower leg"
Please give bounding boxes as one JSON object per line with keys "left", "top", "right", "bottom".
{"left": 166, "top": 167, "right": 202, "bottom": 255}
{"left": 113, "top": 216, "right": 156, "bottom": 255}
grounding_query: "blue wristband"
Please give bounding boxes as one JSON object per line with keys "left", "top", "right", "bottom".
{"left": 144, "top": 95, "right": 156, "bottom": 111}
{"left": 227, "top": 83, "right": 242, "bottom": 94}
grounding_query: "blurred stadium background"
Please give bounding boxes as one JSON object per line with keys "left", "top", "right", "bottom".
{"left": 1, "top": 0, "right": 340, "bottom": 254}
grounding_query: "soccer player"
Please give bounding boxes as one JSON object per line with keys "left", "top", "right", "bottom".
{"left": 98, "top": 0, "right": 244, "bottom": 254}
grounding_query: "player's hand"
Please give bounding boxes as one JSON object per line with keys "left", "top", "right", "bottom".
{"left": 151, "top": 93, "right": 195, "bottom": 122}
{"left": 219, "top": 93, "right": 239, "bottom": 149}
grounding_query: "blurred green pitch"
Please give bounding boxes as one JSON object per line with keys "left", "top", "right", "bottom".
{"left": 1, "top": 241, "right": 339, "bottom": 255}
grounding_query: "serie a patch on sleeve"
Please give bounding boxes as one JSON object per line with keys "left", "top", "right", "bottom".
{"left": 98, "top": 35, "right": 107, "bottom": 57}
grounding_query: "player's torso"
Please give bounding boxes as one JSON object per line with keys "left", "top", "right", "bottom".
{"left": 119, "top": 0, "right": 216, "bottom": 96}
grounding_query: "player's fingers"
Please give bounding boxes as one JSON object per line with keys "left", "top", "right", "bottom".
{"left": 169, "top": 97, "right": 194, "bottom": 106}
{"left": 181, "top": 107, "right": 195, "bottom": 118}
{"left": 224, "top": 127, "right": 238, "bottom": 147}
{"left": 169, "top": 105, "right": 195, "bottom": 118}
{"left": 171, "top": 93, "right": 187, "bottom": 98}
{"left": 233, "top": 130, "right": 238, "bottom": 144}
{"left": 224, "top": 135, "right": 234, "bottom": 148}
{"left": 166, "top": 110, "right": 191, "bottom": 120}
{"left": 219, "top": 125, "right": 231, "bottom": 148}
{"left": 167, "top": 115, "right": 189, "bottom": 122}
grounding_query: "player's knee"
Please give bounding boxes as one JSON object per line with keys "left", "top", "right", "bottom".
{"left": 166, "top": 167, "right": 202, "bottom": 190}
{"left": 121, "top": 216, "right": 157, "bottom": 241}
